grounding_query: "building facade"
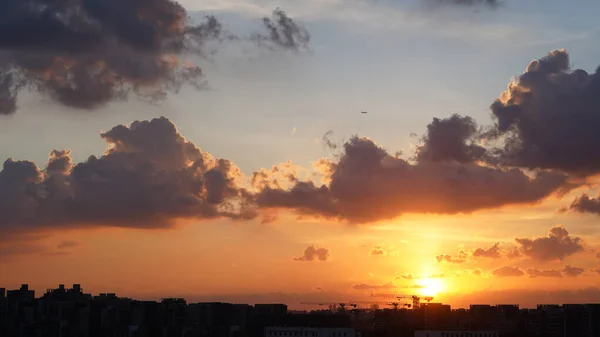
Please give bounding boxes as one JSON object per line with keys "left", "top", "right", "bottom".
{"left": 266, "top": 327, "right": 359, "bottom": 337}
{"left": 415, "top": 331, "right": 499, "bottom": 337}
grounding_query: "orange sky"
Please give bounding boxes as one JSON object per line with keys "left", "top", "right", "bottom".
{"left": 2, "top": 191, "right": 599, "bottom": 309}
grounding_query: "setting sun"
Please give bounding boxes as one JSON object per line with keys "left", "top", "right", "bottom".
{"left": 420, "top": 278, "right": 445, "bottom": 297}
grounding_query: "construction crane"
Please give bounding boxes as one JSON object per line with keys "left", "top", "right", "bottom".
{"left": 300, "top": 302, "right": 359, "bottom": 311}
{"left": 349, "top": 301, "right": 411, "bottom": 310}
{"left": 370, "top": 293, "right": 433, "bottom": 309}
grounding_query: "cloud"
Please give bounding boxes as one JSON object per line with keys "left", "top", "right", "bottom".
{"left": 492, "top": 266, "right": 524, "bottom": 277}
{"left": 563, "top": 194, "right": 600, "bottom": 216}
{"left": 514, "top": 226, "right": 584, "bottom": 261}
{"left": 369, "top": 245, "right": 397, "bottom": 256}
{"left": 370, "top": 246, "right": 385, "bottom": 256}
{"left": 426, "top": 0, "right": 501, "bottom": 8}
{"left": 253, "top": 134, "right": 571, "bottom": 224}
{"left": 0, "top": 117, "right": 256, "bottom": 238}
{"left": 0, "top": 1, "right": 309, "bottom": 115}
{"left": 562, "top": 265, "right": 584, "bottom": 277}
{"left": 436, "top": 250, "right": 468, "bottom": 264}
{"left": 487, "top": 49, "right": 600, "bottom": 176}
{"left": 471, "top": 269, "right": 483, "bottom": 276}
{"left": 397, "top": 274, "right": 416, "bottom": 280}
{"left": 506, "top": 247, "right": 522, "bottom": 260}
{"left": 251, "top": 8, "right": 310, "bottom": 53}
{"left": 415, "top": 114, "right": 486, "bottom": 164}
{"left": 473, "top": 242, "right": 502, "bottom": 259}
{"left": 526, "top": 269, "right": 562, "bottom": 278}
{"left": 429, "top": 274, "right": 446, "bottom": 278}
{"left": 352, "top": 282, "right": 396, "bottom": 290}
{"left": 294, "top": 245, "right": 329, "bottom": 261}
{"left": 57, "top": 241, "right": 78, "bottom": 249}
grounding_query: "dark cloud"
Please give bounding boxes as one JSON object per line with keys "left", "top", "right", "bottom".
{"left": 294, "top": 245, "right": 330, "bottom": 262}
{"left": 416, "top": 114, "right": 486, "bottom": 164}
{"left": 562, "top": 265, "right": 584, "bottom": 277}
{"left": 487, "top": 49, "right": 600, "bottom": 176}
{"left": 526, "top": 269, "right": 562, "bottom": 278}
{"left": 473, "top": 242, "right": 502, "bottom": 259}
{"left": 352, "top": 282, "right": 396, "bottom": 290}
{"left": 436, "top": 250, "right": 467, "bottom": 264}
{"left": 57, "top": 241, "right": 78, "bottom": 249}
{"left": 492, "top": 266, "right": 524, "bottom": 277}
{"left": 0, "top": 117, "right": 255, "bottom": 237}
{"left": 515, "top": 226, "right": 584, "bottom": 261}
{"left": 253, "top": 136, "right": 571, "bottom": 224}
{"left": 0, "top": 1, "right": 309, "bottom": 115}
{"left": 563, "top": 194, "right": 600, "bottom": 216}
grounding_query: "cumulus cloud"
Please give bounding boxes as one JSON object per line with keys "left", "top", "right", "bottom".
{"left": 294, "top": 245, "right": 330, "bottom": 261}
{"left": 253, "top": 135, "right": 571, "bottom": 224}
{"left": 0, "top": 117, "right": 255, "bottom": 238}
{"left": 527, "top": 269, "right": 562, "bottom": 278}
{"left": 487, "top": 49, "right": 600, "bottom": 176}
{"left": 563, "top": 265, "right": 584, "bottom": 277}
{"left": 515, "top": 226, "right": 584, "bottom": 261}
{"left": 352, "top": 282, "right": 397, "bottom": 290}
{"left": 416, "top": 114, "right": 486, "bottom": 164}
{"left": 436, "top": 250, "right": 468, "bottom": 264}
{"left": 492, "top": 266, "right": 524, "bottom": 277}
{"left": 0, "top": 1, "right": 309, "bottom": 115}
{"left": 473, "top": 242, "right": 502, "bottom": 259}
{"left": 563, "top": 194, "right": 600, "bottom": 216}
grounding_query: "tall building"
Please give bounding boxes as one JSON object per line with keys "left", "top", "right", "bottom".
{"left": 265, "top": 326, "right": 359, "bottom": 337}
{"left": 564, "top": 304, "right": 600, "bottom": 337}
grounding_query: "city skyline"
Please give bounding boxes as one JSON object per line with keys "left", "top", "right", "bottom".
{"left": 2, "top": 0, "right": 600, "bottom": 309}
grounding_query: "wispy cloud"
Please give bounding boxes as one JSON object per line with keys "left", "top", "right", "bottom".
{"left": 188, "top": 0, "right": 588, "bottom": 45}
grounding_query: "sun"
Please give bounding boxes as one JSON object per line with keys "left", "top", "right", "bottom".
{"left": 419, "top": 278, "right": 445, "bottom": 297}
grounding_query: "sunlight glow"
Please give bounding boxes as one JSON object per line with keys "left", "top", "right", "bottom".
{"left": 419, "top": 278, "right": 445, "bottom": 297}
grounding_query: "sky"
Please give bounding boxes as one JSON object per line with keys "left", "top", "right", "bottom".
{"left": 1, "top": 0, "right": 600, "bottom": 309}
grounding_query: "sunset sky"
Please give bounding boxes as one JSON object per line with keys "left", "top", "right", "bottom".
{"left": 1, "top": 0, "right": 600, "bottom": 310}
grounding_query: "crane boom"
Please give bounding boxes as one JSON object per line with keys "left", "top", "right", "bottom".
{"left": 370, "top": 293, "right": 433, "bottom": 309}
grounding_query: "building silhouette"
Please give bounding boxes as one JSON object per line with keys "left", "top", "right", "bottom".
{"left": 1, "top": 284, "right": 600, "bottom": 337}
